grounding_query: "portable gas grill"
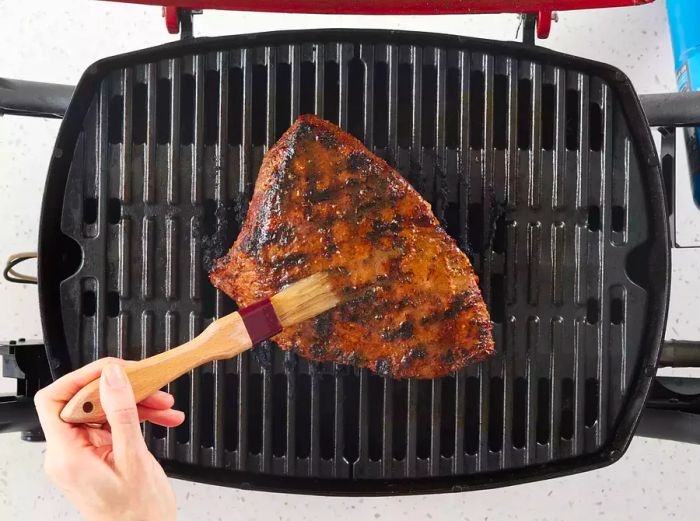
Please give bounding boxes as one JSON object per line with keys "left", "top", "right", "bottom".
{"left": 2, "top": 0, "right": 700, "bottom": 495}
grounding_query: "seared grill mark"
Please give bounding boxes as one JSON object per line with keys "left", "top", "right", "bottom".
{"left": 294, "top": 120, "right": 315, "bottom": 141}
{"left": 314, "top": 314, "right": 333, "bottom": 338}
{"left": 420, "top": 292, "right": 474, "bottom": 325}
{"left": 319, "top": 129, "right": 340, "bottom": 149}
{"left": 409, "top": 347, "right": 426, "bottom": 359}
{"left": 381, "top": 320, "right": 414, "bottom": 341}
{"left": 347, "top": 151, "right": 371, "bottom": 171}
{"left": 324, "top": 241, "right": 338, "bottom": 257}
{"left": 307, "top": 187, "right": 341, "bottom": 203}
{"left": 414, "top": 213, "right": 434, "bottom": 227}
{"left": 310, "top": 344, "right": 326, "bottom": 357}
{"left": 400, "top": 347, "right": 427, "bottom": 368}
{"left": 368, "top": 219, "right": 401, "bottom": 240}
{"left": 353, "top": 200, "right": 381, "bottom": 222}
{"left": 270, "top": 252, "right": 307, "bottom": 270}
{"left": 270, "top": 223, "right": 295, "bottom": 247}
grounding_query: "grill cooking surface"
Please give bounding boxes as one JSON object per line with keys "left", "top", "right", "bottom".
{"left": 40, "top": 30, "right": 669, "bottom": 492}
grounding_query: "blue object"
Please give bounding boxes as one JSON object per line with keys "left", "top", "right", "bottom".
{"left": 666, "top": 0, "right": 700, "bottom": 207}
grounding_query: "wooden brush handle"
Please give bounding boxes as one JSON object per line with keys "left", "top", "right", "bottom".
{"left": 61, "top": 312, "right": 252, "bottom": 424}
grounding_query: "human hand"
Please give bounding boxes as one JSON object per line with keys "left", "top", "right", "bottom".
{"left": 34, "top": 358, "right": 185, "bottom": 521}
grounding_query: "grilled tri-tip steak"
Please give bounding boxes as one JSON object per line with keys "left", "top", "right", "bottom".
{"left": 210, "top": 114, "right": 494, "bottom": 378}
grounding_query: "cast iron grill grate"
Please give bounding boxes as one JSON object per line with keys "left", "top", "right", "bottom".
{"left": 41, "top": 31, "right": 667, "bottom": 492}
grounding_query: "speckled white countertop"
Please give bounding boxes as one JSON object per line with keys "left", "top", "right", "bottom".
{"left": 2, "top": 1, "right": 700, "bottom": 519}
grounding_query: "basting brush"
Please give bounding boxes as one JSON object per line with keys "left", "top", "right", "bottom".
{"left": 61, "top": 272, "right": 341, "bottom": 424}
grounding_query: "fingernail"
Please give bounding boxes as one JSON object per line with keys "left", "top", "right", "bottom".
{"left": 103, "top": 364, "right": 126, "bottom": 389}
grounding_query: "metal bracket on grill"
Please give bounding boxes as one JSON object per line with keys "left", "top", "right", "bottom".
{"left": 636, "top": 92, "right": 700, "bottom": 443}
{"left": 519, "top": 12, "right": 554, "bottom": 44}
{"left": 639, "top": 91, "right": 700, "bottom": 246}
{"left": 0, "top": 339, "right": 51, "bottom": 441}
{"left": 521, "top": 14, "right": 537, "bottom": 45}
{"left": 638, "top": 377, "right": 700, "bottom": 444}
{"left": 161, "top": 7, "right": 200, "bottom": 38}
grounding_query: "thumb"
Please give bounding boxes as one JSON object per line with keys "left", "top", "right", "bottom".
{"left": 99, "top": 364, "right": 148, "bottom": 473}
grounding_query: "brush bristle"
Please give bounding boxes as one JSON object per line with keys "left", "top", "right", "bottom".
{"left": 270, "top": 272, "right": 341, "bottom": 327}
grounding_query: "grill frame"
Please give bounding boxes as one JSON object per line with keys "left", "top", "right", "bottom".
{"left": 38, "top": 29, "right": 670, "bottom": 494}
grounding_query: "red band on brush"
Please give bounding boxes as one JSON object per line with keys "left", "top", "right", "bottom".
{"left": 239, "top": 298, "right": 283, "bottom": 345}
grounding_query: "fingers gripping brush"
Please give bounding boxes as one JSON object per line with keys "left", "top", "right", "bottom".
{"left": 61, "top": 273, "right": 342, "bottom": 424}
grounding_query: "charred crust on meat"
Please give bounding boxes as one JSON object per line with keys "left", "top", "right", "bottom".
{"left": 409, "top": 347, "right": 426, "bottom": 359}
{"left": 271, "top": 168, "right": 294, "bottom": 202}
{"left": 414, "top": 213, "right": 434, "bottom": 227}
{"left": 347, "top": 351, "right": 367, "bottom": 366}
{"left": 346, "top": 310, "right": 363, "bottom": 323}
{"left": 347, "top": 151, "right": 371, "bottom": 172}
{"left": 381, "top": 320, "right": 414, "bottom": 341}
{"left": 294, "top": 120, "right": 315, "bottom": 140}
{"left": 392, "top": 236, "right": 406, "bottom": 250}
{"left": 209, "top": 254, "right": 231, "bottom": 275}
{"left": 271, "top": 252, "right": 307, "bottom": 270}
{"left": 400, "top": 346, "right": 427, "bottom": 368}
{"left": 324, "top": 241, "right": 338, "bottom": 257}
{"left": 477, "top": 321, "right": 494, "bottom": 343}
{"left": 352, "top": 200, "right": 381, "bottom": 222}
{"left": 386, "top": 257, "right": 403, "bottom": 275}
{"left": 267, "top": 223, "right": 295, "bottom": 247}
{"left": 367, "top": 218, "right": 401, "bottom": 241}
{"left": 314, "top": 314, "right": 333, "bottom": 338}
{"left": 445, "top": 294, "right": 469, "bottom": 318}
{"left": 307, "top": 187, "right": 339, "bottom": 203}
{"left": 238, "top": 193, "right": 284, "bottom": 254}
{"left": 374, "top": 218, "right": 401, "bottom": 233}
{"left": 421, "top": 292, "right": 471, "bottom": 325}
{"left": 237, "top": 231, "right": 258, "bottom": 255}
{"left": 375, "top": 358, "right": 391, "bottom": 376}
{"left": 310, "top": 344, "right": 326, "bottom": 358}
{"left": 456, "top": 348, "right": 472, "bottom": 362}
{"left": 347, "top": 287, "right": 376, "bottom": 306}
{"left": 318, "top": 130, "right": 339, "bottom": 149}
{"left": 442, "top": 349, "right": 455, "bottom": 364}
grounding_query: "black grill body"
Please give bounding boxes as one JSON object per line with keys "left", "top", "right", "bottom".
{"left": 38, "top": 30, "right": 670, "bottom": 494}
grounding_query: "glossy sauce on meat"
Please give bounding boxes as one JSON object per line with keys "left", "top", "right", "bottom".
{"left": 210, "top": 114, "right": 494, "bottom": 378}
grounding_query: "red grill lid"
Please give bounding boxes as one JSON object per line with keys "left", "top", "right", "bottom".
{"left": 104, "top": 0, "right": 654, "bottom": 15}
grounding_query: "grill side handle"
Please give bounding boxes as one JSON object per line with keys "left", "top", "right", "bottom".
{"left": 60, "top": 312, "right": 252, "bottom": 424}
{"left": 0, "top": 78, "right": 73, "bottom": 119}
